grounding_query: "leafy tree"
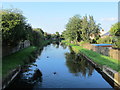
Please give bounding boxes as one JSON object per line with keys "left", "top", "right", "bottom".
{"left": 32, "top": 28, "right": 44, "bottom": 46}
{"left": 1, "top": 8, "right": 46, "bottom": 47}
{"left": 24, "top": 24, "right": 33, "bottom": 42}
{"left": 55, "top": 32, "right": 60, "bottom": 39}
{"left": 62, "top": 15, "right": 101, "bottom": 43}
{"left": 65, "top": 15, "right": 82, "bottom": 42}
{"left": 97, "top": 36, "right": 112, "bottom": 44}
{"left": 110, "top": 22, "right": 120, "bottom": 48}
{"left": 44, "top": 32, "right": 51, "bottom": 40}
{"left": 1, "top": 8, "right": 28, "bottom": 46}
{"left": 110, "top": 22, "right": 120, "bottom": 36}
{"left": 81, "top": 15, "right": 100, "bottom": 42}
{"left": 81, "top": 16, "right": 89, "bottom": 41}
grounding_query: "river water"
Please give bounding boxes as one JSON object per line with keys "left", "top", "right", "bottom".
{"left": 5, "top": 43, "right": 113, "bottom": 89}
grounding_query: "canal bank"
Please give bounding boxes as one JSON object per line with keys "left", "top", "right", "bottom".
{"left": 2, "top": 40, "right": 52, "bottom": 90}
{"left": 2, "top": 46, "right": 39, "bottom": 90}
{"left": 61, "top": 41, "right": 120, "bottom": 88}
{"left": 4, "top": 43, "right": 115, "bottom": 89}
{"left": 77, "top": 53, "right": 120, "bottom": 88}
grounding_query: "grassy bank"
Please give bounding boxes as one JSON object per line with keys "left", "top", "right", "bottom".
{"left": 2, "top": 46, "right": 37, "bottom": 78}
{"left": 2, "top": 40, "right": 53, "bottom": 79}
{"left": 62, "top": 40, "right": 120, "bottom": 72}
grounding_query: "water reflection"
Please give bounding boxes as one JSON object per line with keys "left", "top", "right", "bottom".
{"left": 52, "top": 41, "right": 60, "bottom": 48}
{"left": 22, "top": 68, "right": 42, "bottom": 84}
{"left": 52, "top": 41, "right": 67, "bottom": 50}
{"left": 4, "top": 46, "right": 44, "bottom": 90}
{"left": 5, "top": 43, "right": 113, "bottom": 89}
{"left": 65, "top": 48, "right": 94, "bottom": 77}
{"left": 60, "top": 43, "right": 67, "bottom": 49}
{"left": 5, "top": 66, "right": 43, "bottom": 90}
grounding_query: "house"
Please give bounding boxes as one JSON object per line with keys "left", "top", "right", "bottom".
{"left": 100, "top": 29, "right": 111, "bottom": 38}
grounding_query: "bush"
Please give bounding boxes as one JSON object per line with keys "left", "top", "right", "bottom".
{"left": 112, "top": 36, "right": 120, "bottom": 48}
{"left": 78, "top": 41, "right": 89, "bottom": 46}
{"left": 97, "top": 36, "right": 112, "bottom": 44}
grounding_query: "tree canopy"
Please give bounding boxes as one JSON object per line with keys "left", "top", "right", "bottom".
{"left": 1, "top": 9, "right": 30, "bottom": 46}
{"left": 62, "top": 15, "right": 101, "bottom": 43}
{"left": 110, "top": 22, "right": 120, "bottom": 48}
{"left": 1, "top": 8, "right": 48, "bottom": 47}
{"left": 110, "top": 22, "right": 120, "bottom": 36}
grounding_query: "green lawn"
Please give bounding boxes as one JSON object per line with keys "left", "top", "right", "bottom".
{"left": 62, "top": 40, "right": 120, "bottom": 72}
{"left": 2, "top": 46, "right": 37, "bottom": 78}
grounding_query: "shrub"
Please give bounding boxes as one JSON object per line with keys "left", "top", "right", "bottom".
{"left": 78, "top": 41, "right": 89, "bottom": 46}
{"left": 112, "top": 36, "right": 120, "bottom": 48}
{"left": 97, "top": 36, "right": 112, "bottom": 44}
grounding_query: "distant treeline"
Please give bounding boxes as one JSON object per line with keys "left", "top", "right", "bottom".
{"left": 1, "top": 8, "right": 61, "bottom": 47}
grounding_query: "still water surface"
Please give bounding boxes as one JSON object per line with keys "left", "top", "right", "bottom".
{"left": 6, "top": 43, "right": 113, "bottom": 89}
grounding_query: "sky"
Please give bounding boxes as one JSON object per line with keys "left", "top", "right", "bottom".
{"left": 2, "top": 2, "right": 118, "bottom": 34}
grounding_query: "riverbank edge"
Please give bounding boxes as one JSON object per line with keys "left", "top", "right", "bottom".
{"left": 2, "top": 40, "right": 52, "bottom": 90}
{"left": 61, "top": 40, "right": 120, "bottom": 87}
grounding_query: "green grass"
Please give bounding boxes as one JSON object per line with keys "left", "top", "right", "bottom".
{"left": 61, "top": 40, "right": 76, "bottom": 46}
{"left": 2, "top": 40, "right": 52, "bottom": 79}
{"left": 2, "top": 46, "right": 37, "bottom": 78}
{"left": 62, "top": 40, "right": 120, "bottom": 72}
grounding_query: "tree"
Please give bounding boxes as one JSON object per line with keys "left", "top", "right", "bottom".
{"left": 81, "top": 16, "right": 89, "bottom": 41}
{"left": 32, "top": 28, "right": 44, "bottom": 46}
{"left": 65, "top": 15, "right": 82, "bottom": 42}
{"left": 62, "top": 15, "right": 101, "bottom": 43}
{"left": 110, "top": 22, "right": 120, "bottom": 36}
{"left": 1, "top": 8, "right": 29, "bottom": 46}
{"left": 81, "top": 15, "right": 100, "bottom": 42}
{"left": 110, "top": 22, "right": 120, "bottom": 48}
{"left": 44, "top": 32, "right": 51, "bottom": 40}
{"left": 55, "top": 32, "right": 60, "bottom": 39}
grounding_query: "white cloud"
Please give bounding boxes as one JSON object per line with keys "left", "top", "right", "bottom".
{"left": 100, "top": 17, "right": 118, "bottom": 22}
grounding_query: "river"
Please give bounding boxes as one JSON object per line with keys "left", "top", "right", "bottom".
{"left": 5, "top": 43, "right": 113, "bottom": 89}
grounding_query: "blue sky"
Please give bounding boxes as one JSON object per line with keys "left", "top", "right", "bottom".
{"left": 2, "top": 2, "right": 118, "bottom": 34}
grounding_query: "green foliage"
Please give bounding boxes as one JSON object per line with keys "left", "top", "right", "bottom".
{"left": 2, "top": 40, "right": 52, "bottom": 79}
{"left": 44, "top": 32, "right": 52, "bottom": 40}
{"left": 62, "top": 41, "right": 120, "bottom": 72}
{"left": 78, "top": 41, "right": 89, "bottom": 46}
{"left": 55, "top": 32, "right": 60, "bottom": 39}
{"left": 1, "top": 9, "right": 29, "bottom": 46}
{"left": 65, "top": 15, "right": 82, "bottom": 41}
{"left": 110, "top": 22, "right": 120, "bottom": 36}
{"left": 81, "top": 16, "right": 101, "bottom": 42}
{"left": 62, "top": 15, "right": 101, "bottom": 43}
{"left": 1, "top": 8, "right": 47, "bottom": 47}
{"left": 97, "top": 36, "right": 112, "bottom": 44}
{"left": 64, "top": 15, "right": 82, "bottom": 42}
{"left": 32, "top": 28, "right": 44, "bottom": 46}
{"left": 112, "top": 36, "right": 120, "bottom": 48}
{"left": 110, "top": 22, "right": 120, "bottom": 48}
{"left": 72, "top": 46, "right": 120, "bottom": 72}
{"left": 2, "top": 46, "right": 37, "bottom": 78}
